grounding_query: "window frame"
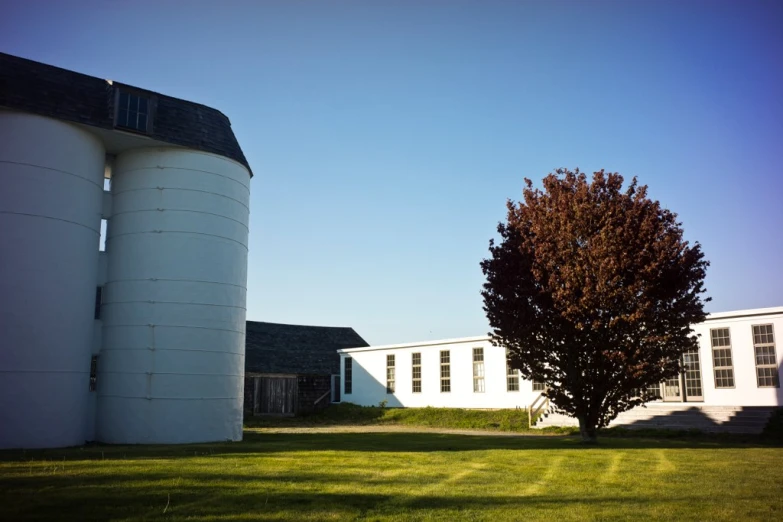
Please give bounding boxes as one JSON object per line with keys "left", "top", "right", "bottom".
{"left": 412, "top": 352, "right": 421, "bottom": 393}
{"left": 113, "top": 87, "right": 155, "bottom": 135}
{"left": 752, "top": 324, "right": 779, "bottom": 388}
{"left": 344, "top": 357, "right": 353, "bottom": 395}
{"left": 440, "top": 350, "right": 451, "bottom": 393}
{"left": 506, "top": 351, "right": 519, "bottom": 392}
{"left": 386, "top": 354, "right": 395, "bottom": 394}
{"left": 710, "top": 327, "right": 735, "bottom": 389}
{"left": 472, "top": 347, "right": 485, "bottom": 393}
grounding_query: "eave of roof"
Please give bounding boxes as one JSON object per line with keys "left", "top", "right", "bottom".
{"left": 0, "top": 52, "right": 252, "bottom": 176}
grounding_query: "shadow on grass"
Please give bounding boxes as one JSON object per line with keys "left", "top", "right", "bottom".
{"left": 0, "top": 476, "right": 776, "bottom": 522}
{"left": 0, "top": 429, "right": 778, "bottom": 464}
{"left": 2, "top": 430, "right": 781, "bottom": 521}
{"left": 0, "top": 484, "right": 754, "bottom": 521}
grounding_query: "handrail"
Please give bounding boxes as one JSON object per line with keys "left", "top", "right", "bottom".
{"left": 528, "top": 392, "right": 550, "bottom": 426}
{"left": 313, "top": 389, "right": 332, "bottom": 407}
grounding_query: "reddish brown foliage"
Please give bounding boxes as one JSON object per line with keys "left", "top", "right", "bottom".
{"left": 481, "top": 169, "right": 710, "bottom": 441}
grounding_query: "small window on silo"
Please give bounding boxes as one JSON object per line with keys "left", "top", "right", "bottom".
{"left": 94, "top": 287, "right": 102, "bottom": 319}
{"left": 99, "top": 219, "right": 107, "bottom": 252}
{"left": 89, "top": 356, "right": 98, "bottom": 392}
{"left": 104, "top": 154, "right": 113, "bottom": 191}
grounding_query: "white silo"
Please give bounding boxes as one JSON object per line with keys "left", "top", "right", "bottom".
{"left": 96, "top": 148, "right": 250, "bottom": 444}
{"left": 0, "top": 112, "right": 105, "bottom": 448}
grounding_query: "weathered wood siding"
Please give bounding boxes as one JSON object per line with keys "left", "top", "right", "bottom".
{"left": 257, "top": 376, "right": 297, "bottom": 415}
{"left": 244, "top": 373, "right": 334, "bottom": 416}
{"left": 296, "top": 375, "right": 332, "bottom": 415}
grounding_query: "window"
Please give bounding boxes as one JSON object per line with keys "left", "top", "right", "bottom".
{"left": 682, "top": 349, "right": 703, "bottom": 399}
{"left": 533, "top": 380, "right": 546, "bottom": 392}
{"left": 344, "top": 357, "right": 353, "bottom": 394}
{"left": 753, "top": 324, "right": 779, "bottom": 387}
{"left": 473, "top": 347, "right": 485, "bottom": 392}
{"left": 115, "top": 90, "right": 151, "bottom": 133}
{"left": 99, "top": 219, "right": 107, "bottom": 252}
{"left": 711, "top": 328, "right": 735, "bottom": 388}
{"left": 440, "top": 350, "right": 450, "bottom": 392}
{"left": 633, "top": 383, "right": 662, "bottom": 400}
{"left": 94, "top": 286, "right": 103, "bottom": 320}
{"left": 506, "top": 355, "right": 519, "bottom": 392}
{"left": 386, "top": 354, "right": 395, "bottom": 393}
{"left": 89, "top": 356, "right": 98, "bottom": 392}
{"left": 412, "top": 353, "right": 421, "bottom": 393}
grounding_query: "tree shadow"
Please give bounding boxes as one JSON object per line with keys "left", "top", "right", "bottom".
{"left": 611, "top": 405, "right": 778, "bottom": 436}
{"left": 1, "top": 428, "right": 778, "bottom": 466}
{"left": 0, "top": 472, "right": 776, "bottom": 522}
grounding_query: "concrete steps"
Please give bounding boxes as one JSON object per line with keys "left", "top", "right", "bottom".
{"left": 533, "top": 404, "right": 776, "bottom": 434}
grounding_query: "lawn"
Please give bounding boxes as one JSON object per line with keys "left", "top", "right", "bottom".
{"left": 245, "top": 403, "right": 542, "bottom": 433}
{"left": 1, "top": 427, "right": 782, "bottom": 521}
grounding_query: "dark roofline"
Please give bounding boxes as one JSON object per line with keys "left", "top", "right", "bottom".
{"left": 246, "top": 319, "right": 366, "bottom": 334}
{"left": 6, "top": 54, "right": 231, "bottom": 120}
{"left": 244, "top": 321, "right": 370, "bottom": 375}
{"left": 0, "top": 52, "right": 252, "bottom": 176}
{"left": 110, "top": 80, "right": 234, "bottom": 123}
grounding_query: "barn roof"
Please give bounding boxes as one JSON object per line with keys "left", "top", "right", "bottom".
{"left": 0, "top": 52, "right": 251, "bottom": 175}
{"left": 245, "top": 321, "right": 370, "bottom": 375}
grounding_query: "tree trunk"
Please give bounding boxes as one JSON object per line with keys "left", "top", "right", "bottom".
{"left": 578, "top": 416, "right": 598, "bottom": 443}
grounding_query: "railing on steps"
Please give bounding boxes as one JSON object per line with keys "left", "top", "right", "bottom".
{"left": 528, "top": 392, "right": 549, "bottom": 426}
{"left": 313, "top": 390, "right": 332, "bottom": 409}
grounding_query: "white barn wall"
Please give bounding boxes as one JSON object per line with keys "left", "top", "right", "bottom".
{"left": 340, "top": 308, "right": 783, "bottom": 411}
{"left": 693, "top": 309, "right": 783, "bottom": 406}
{"left": 341, "top": 338, "right": 538, "bottom": 409}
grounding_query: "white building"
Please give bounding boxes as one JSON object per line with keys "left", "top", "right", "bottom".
{"left": 0, "top": 53, "right": 252, "bottom": 448}
{"left": 338, "top": 307, "right": 782, "bottom": 412}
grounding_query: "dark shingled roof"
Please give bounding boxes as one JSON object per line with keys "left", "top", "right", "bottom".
{"left": 0, "top": 52, "right": 251, "bottom": 175}
{"left": 246, "top": 321, "right": 370, "bottom": 375}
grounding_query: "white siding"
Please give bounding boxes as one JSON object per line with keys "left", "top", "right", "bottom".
{"left": 340, "top": 338, "right": 539, "bottom": 409}
{"left": 340, "top": 308, "right": 783, "bottom": 410}
{"left": 693, "top": 309, "right": 783, "bottom": 406}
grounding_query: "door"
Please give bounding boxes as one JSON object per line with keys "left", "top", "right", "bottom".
{"left": 659, "top": 349, "right": 704, "bottom": 402}
{"left": 258, "top": 376, "right": 298, "bottom": 415}
{"left": 682, "top": 349, "right": 704, "bottom": 401}
{"left": 663, "top": 376, "right": 682, "bottom": 401}
{"left": 331, "top": 374, "right": 341, "bottom": 403}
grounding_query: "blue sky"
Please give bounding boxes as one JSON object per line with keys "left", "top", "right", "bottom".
{"left": 2, "top": 0, "right": 781, "bottom": 345}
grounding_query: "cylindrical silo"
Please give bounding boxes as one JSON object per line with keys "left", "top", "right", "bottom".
{"left": 0, "top": 112, "right": 106, "bottom": 449}
{"left": 97, "top": 148, "right": 250, "bottom": 444}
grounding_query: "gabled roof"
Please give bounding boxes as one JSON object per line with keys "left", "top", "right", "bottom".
{"left": 245, "top": 321, "right": 370, "bottom": 375}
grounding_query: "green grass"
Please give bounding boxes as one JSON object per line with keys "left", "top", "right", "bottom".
{"left": 246, "top": 403, "right": 569, "bottom": 433}
{"left": 1, "top": 428, "right": 782, "bottom": 521}
{"left": 247, "top": 403, "right": 780, "bottom": 442}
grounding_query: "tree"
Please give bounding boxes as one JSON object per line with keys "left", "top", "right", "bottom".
{"left": 480, "top": 169, "right": 709, "bottom": 442}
